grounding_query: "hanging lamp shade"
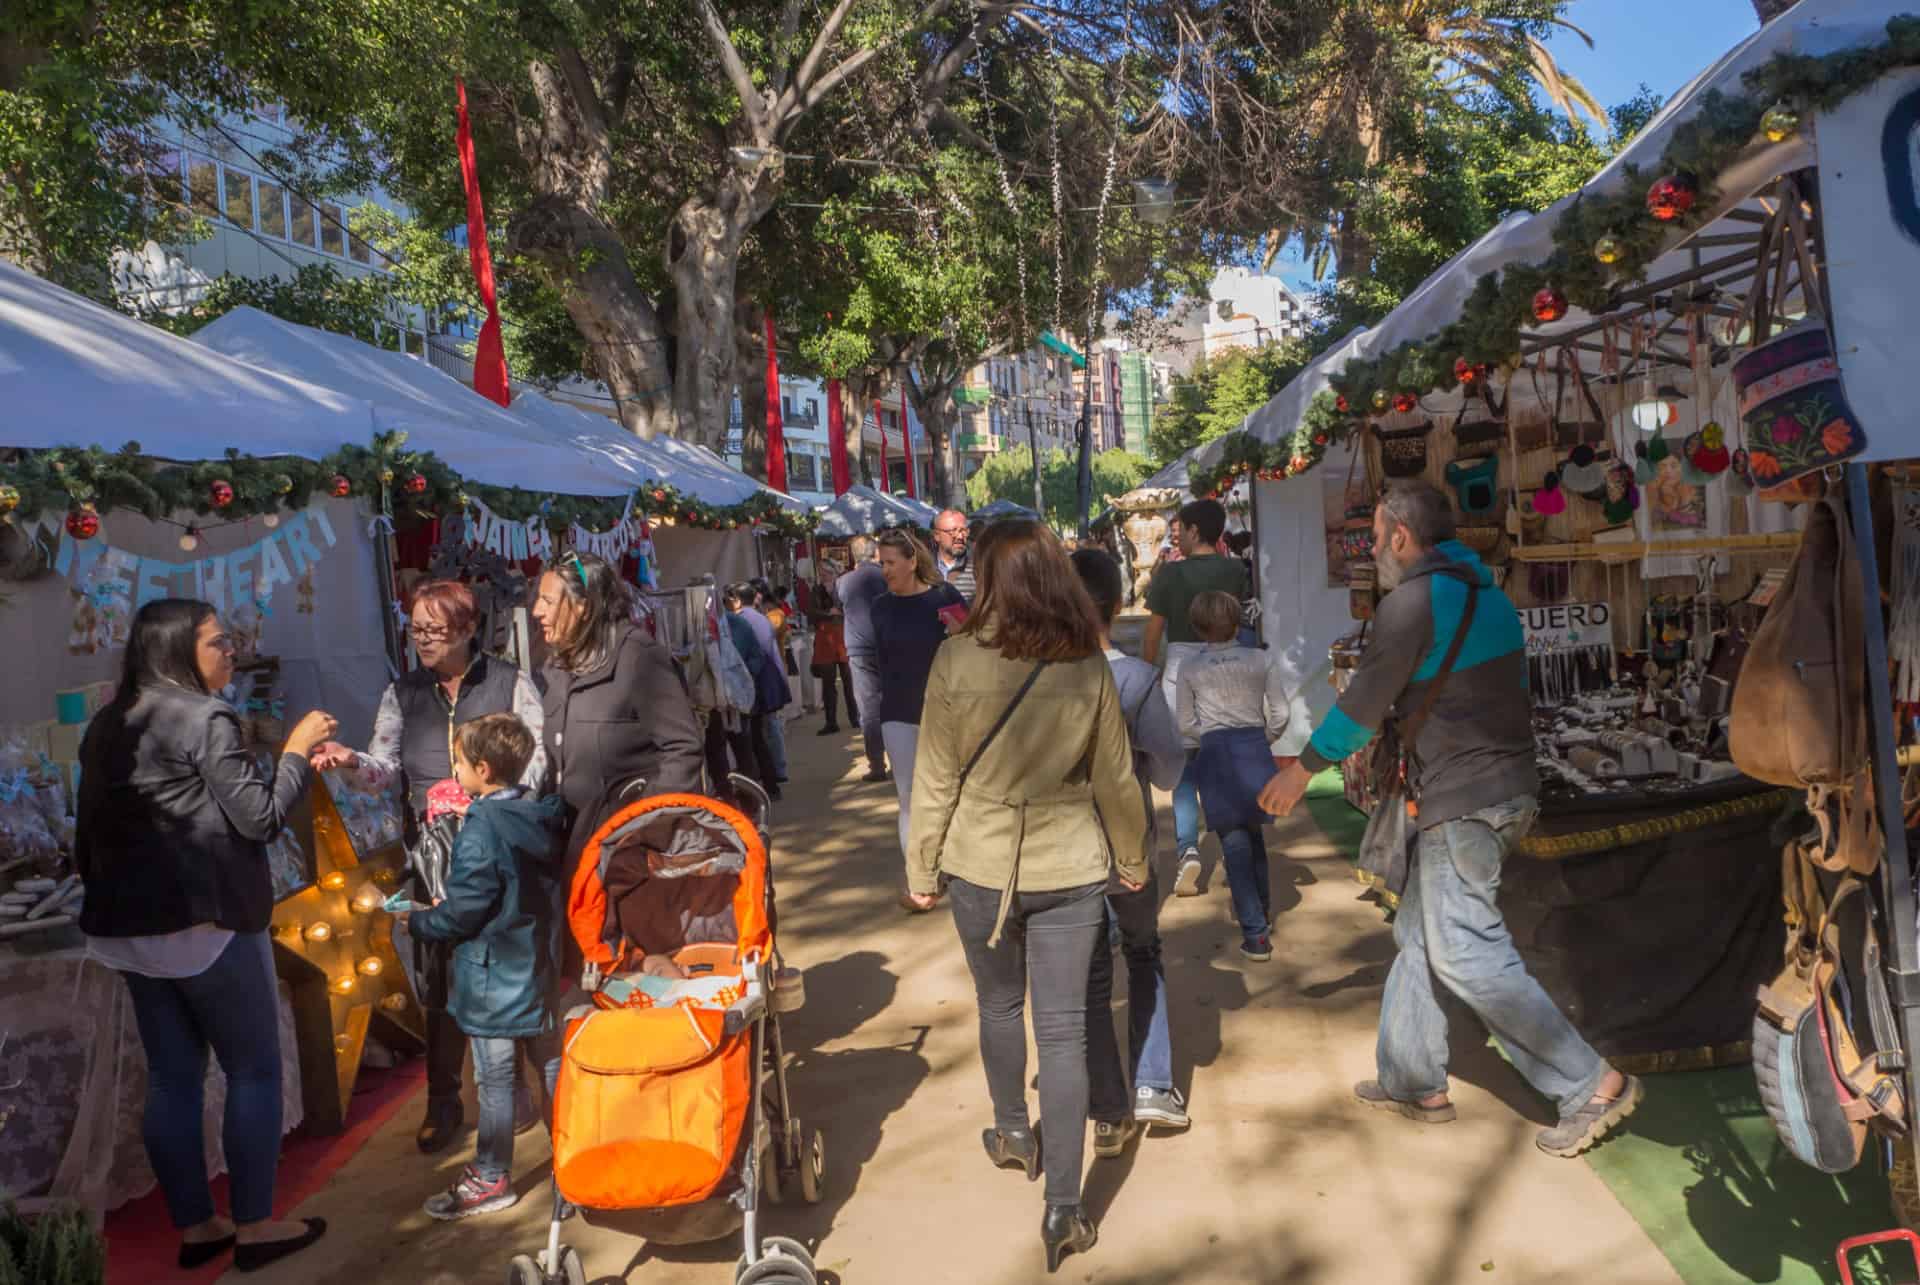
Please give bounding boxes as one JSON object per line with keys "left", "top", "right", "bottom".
{"left": 1130, "top": 179, "right": 1177, "bottom": 226}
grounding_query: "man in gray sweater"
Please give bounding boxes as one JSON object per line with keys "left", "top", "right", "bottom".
{"left": 1259, "top": 480, "right": 1641, "bottom": 1157}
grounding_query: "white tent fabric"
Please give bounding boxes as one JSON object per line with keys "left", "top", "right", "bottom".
{"left": 517, "top": 392, "right": 803, "bottom": 509}
{"left": 0, "top": 260, "right": 373, "bottom": 457}
{"left": 815, "top": 484, "right": 930, "bottom": 537}
{"left": 191, "top": 309, "right": 643, "bottom": 496}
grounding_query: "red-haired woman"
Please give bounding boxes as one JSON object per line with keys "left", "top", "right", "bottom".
{"left": 904, "top": 519, "right": 1149, "bottom": 1274}
{"left": 310, "top": 578, "right": 547, "bottom": 1154}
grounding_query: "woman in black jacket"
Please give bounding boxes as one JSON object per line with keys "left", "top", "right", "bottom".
{"left": 532, "top": 551, "right": 705, "bottom": 860}
{"left": 76, "top": 599, "right": 334, "bottom": 1274}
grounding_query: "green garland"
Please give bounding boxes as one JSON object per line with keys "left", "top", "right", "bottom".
{"left": 0, "top": 433, "right": 821, "bottom": 540}
{"left": 1191, "top": 15, "right": 1920, "bottom": 497}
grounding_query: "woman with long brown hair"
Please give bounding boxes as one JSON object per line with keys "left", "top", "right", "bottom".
{"left": 904, "top": 519, "right": 1149, "bottom": 1274}
{"left": 871, "top": 526, "right": 964, "bottom": 856}
{"left": 531, "top": 551, "right": 704, "bottom": 858}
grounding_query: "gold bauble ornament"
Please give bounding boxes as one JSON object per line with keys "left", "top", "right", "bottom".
{"left": 1369, "top": 389, "right": 1389, "bottom": 413}
{"left": 1594, "top": 235, "right": 1624, "bottom": 266}
{"left": 1761, "top": 101, "right": 1800, "bottom": 143}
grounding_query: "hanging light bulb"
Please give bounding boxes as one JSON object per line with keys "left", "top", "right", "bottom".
{"left": 321, "top": 870, "right": 348, "bottom": 892}
{"left": 262, "top": 513, "right": 280, "bottom": 529}
{"left": 304, "top": 921, "right": 333, "bottom": 943}
{"left": 1630, "top": 383, "right": 1686, "bottom": 433}
{"left": 331, "top": 975, "right": 356, "bottom": 995}
{"left": 178, "top": 526, "right": 200, "bottom": 553}
{"left": 1129, "top": 178, "right": 1177, "bottom": 226}
{"left": 357, "top": 955, "right": 384, "bottom": 977}
{"left": 350, "top": 885, "right": 382, "bottom": 914}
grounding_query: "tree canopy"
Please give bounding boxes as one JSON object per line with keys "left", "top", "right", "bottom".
{"left": 965, "top": 444, "right": 1149, "bottom": 532}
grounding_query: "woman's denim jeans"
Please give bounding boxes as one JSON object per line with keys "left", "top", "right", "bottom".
{"left": 119, "top": 930, "right": 283, "bottom": 1227}
{"left": 949, "top": 877, "right": 1105, "bottom": 1207}
{"left": 1087, "top": 872, "right": 1175, "bottom": 1121}
{"left": 1376, "top": 795, "right": 1608, "bottom": 1117}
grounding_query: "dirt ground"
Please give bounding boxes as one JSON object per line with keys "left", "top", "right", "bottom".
{"left": 243, "top": 702, "right": 1678, "bottom": 1285}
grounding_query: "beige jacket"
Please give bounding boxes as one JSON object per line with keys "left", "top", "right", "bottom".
{"left": 905, "top": 635, "right": 1149, "bottom": 940}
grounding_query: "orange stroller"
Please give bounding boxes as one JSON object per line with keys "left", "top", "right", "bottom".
{"left": 506, "top": 777, "right": 824, "bottom": 1285}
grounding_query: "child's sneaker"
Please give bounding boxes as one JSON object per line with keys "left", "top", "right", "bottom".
{"left": 1240, "top": 935, "right": 1273, "bottom": 962}
{"left": 1173, "top": 848, "right": 1203, "bottom": 897}
{"left": 424, "top": 1165, "right": 518, "bottom": 1220}
{"left": 1134, "top": 1085, "right": 1191, "bottom": 1129}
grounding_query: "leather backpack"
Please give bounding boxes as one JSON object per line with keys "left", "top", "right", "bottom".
{"left": 1753, "top": 843, "right": 1907, "bottom": 1173}
{"left": 1729, "top": 496, "right": 1879, "bottom": 873}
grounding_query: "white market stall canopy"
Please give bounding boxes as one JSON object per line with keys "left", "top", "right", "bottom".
{"left": 815, "top": 484, "right": 932, "bottom": 538}
{"left": 0, "top": 260, "right": 374, "bottom": 457}
{"left": 1209, "top": 0, "right": 1918, "bottom": 465}
{"left": 191, "top": 308, "right": 646, "bottom": 496}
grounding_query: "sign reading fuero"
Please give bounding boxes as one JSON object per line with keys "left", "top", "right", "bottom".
{"left": 1521, "top": 602, "right": 1612, "bottom": 655}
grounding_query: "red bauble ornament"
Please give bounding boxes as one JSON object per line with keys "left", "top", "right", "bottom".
{"left": 1532, "top": 286, "right": 1569, "bottom": 324}
{"left": 1335, "top": 395, "right": 1350, "bottom": 414}
{"left": 1454, "top": 357, "right": 1477, "bottom": 385}
{"left": 405, "top": 473, "right": 429, "bottom": 495}
{"left": 66, "top": 506, "right": 100, "bottom": 540}
{"left": 651, "top": 489, "right": 667, "bottom": 503}
{"left": 1313, "top": 434, "right": 1328, "bottom": 446}
{"left": 1646, "top": 172, "right": 1698, "bottom": 223}
{"left": 209, "top": 480, "right": 234, "bottom": 508}
{"left": 1393, "top": 392, "right": 1416, "bottom": 414}
{"left": 329, "top": 474, "right": 351, "bottom": 498}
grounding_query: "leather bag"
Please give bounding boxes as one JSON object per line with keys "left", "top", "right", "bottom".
{"left": 1728, "top": 496, "right": 1879, "bottom": 873}
{"left": 1753, "top": 844, "right": 1907, "bottom": 1173}
{"left": 1356, "top": 577, "right": 1479, "bottom": 899}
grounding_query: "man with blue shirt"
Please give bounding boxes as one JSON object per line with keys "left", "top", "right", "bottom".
{"left": 1259, "top": 480, "right": 1641, "bottom": 1158}
{"left": 836, "top": 533, "right": 892, "bottom": 783}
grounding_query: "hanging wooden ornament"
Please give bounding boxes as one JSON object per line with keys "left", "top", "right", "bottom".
{"left": 1646, "top": 172, "right": 1698, "bottom": 222}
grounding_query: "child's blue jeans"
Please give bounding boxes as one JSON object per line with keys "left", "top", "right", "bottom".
{"left": 1193, "top": 726, "right": 1278, "bottom": 945}
{"left": 471, "top": 1031, "right": 562, "bottom": 1182}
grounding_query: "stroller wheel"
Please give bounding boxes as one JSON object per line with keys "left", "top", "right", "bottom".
{"left": 762, "top": 1146, "right": 786, "bottom": 1204}
{"left": 737, "top": 1258, "right": 814, "bottom": 1285}
{"left": 557, "top": 1245, "right": 587, "bottom": 1285}
{"left": 505, "top": 1254, "right": 543, "bottom": 1285}
{"left": 760, "top": 1236, "right": 815, "bottom": 1272}
{"left": 797, "top": 1126, "right": 826, "bottom": 1204}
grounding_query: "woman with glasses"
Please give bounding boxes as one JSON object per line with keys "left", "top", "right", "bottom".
{"left": 309, "top": 579, "right": 547, "bottom": 1154}
{"left": 78, "top": 599, "right": 336, "bottom": 1273}
{"left": 531, "top": 550, "right": 704, "bottom": 860}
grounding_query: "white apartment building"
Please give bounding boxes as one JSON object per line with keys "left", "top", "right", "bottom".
{"left": 952, "top": 335, "right": 1086, "bottom": 480}
{"left": 1201, "top": 265, "right": 1309, "bottom": 357}
{"left": 726, "top": 372, "right": 933, "bottom": 504}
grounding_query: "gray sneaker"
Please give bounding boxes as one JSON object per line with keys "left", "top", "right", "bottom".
{"left": 1173, "top": 848, "right": 1203, "bottom": 897}
{"left": 1536, "top": 1075, "right": 1644, "bottom": 1157}
{"left": 1133, "top": 1086, "right": 1190, "bottom": 1129}
{"left": 1092, "top": 1118, "right": 1139, "bottom": 1157}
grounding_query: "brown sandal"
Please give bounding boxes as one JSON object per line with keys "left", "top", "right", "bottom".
{"left": 1354, "top": 1079, "right": 1457, "bottom": 1123}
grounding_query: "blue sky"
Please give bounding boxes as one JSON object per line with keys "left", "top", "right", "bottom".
{"left": 1271, "top": 0, "right": 1760, "bottom": 299}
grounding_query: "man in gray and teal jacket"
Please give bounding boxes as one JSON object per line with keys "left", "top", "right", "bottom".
{"left": 1259, "top": 479, "right": 1642, "bottom": 1158}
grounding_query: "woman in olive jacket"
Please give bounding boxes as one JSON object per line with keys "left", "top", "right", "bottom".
{"left": 904, "top": 520, "right": 1148, "bottom": 1275}
{"left": 77, "top": 598, "right": 334, "bottom": 1274}
{"left": 531, "top": 551, "right": 705, "bottom": 861}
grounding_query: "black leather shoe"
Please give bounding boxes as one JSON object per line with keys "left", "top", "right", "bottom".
{"left": 817, "top": 724, "right": 840, "bottom": 735}
{"left": 417, "top": 1098, "right": 464, "bottom": 1154}
{"left": 234, "top": 1219, "right": 326, "bottom": 1273}
{"left": 981, "top": 1126, "right": 1040, "bottom": 1181}
{"left": 178, "top": 1233, "right": 235, "bottom": 1269}
{"left": 1041, "top": 1205, "right": 1096, "bottom": 1273}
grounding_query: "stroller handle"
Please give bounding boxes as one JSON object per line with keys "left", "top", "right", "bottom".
{"left": 728, "top": 774, "right": 772, "bottom": 831}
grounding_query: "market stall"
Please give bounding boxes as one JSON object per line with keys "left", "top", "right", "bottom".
{"left": 1185, "top": 0, "right": 1920, "bottom": 1073}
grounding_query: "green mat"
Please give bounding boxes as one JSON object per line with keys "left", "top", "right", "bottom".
{"left": 1296, "top": 766, "right": 1906, "bottom": 1285}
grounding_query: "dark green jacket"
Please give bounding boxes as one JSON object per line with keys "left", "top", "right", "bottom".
{"left": 409, "top": 789, "right": 569, "bottom": 1038}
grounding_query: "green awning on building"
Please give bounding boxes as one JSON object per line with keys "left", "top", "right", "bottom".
{"left": 953, "top": 385, "right": 993, "bottom": 406}
{"left": 1038, "top": 331, "right": 1087, "bottom": 369}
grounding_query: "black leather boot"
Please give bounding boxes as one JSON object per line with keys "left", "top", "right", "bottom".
{"left": 1041, "top": 1204, "right": 1096, "bottom": 1273}
{"left": 416, "top": 1097, "right": 464, "bottom": 1154}
{"left": 980, "top": 1126, "right": 1040, "bottom": 1181}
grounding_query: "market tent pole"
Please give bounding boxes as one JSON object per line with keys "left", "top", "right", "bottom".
{"left": 1849, "top": 462, "right": 1920, "bottom": 1181}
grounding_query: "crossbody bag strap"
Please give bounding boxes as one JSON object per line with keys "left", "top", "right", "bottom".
{"left": 1399, "top": 579, "right": 1480, "bottom": 798}
{"left": 957, "top": 661, "right": 1049, "bottom": 794}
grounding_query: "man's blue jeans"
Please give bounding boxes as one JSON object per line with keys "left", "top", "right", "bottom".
{"left": 1172, "top": 757, "right": 1200, "bottom": 852}
{"left": 1087, "top": 873, "right": 1175, "bottom": 1121}
{"left": 119, "top": 931, "right": 283, "bottom": 1227}
{"left": 471, "top": 1032, "right": 562, "bottom": 1183}
{"left": 1377, "top": 794, "right": 1608, "bottom": 1117}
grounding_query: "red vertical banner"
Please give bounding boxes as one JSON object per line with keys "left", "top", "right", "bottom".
{"left": 899, "top": 384, "right": 917, "bottom": 499}
{"left": 762, "top": 311, "right": 788, "bottom": 493}
{"left": 874, "top": 400, "right": 888, "bottom": 492}
{"left": 827, "top": 379, "right": 851, "bottom": 495}
{"left": 454, "top": 81, "right": 510, "bottom": 406}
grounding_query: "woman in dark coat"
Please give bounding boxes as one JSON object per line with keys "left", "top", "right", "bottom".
{"left": 531, "top": 551, "right": 705, "bottom": 860}
{"left": 77, "top": 598, "right": 333, "bottom": 1273}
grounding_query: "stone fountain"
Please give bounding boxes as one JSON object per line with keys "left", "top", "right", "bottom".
{"left": 1111, "top": 485, "right": 1187, "bottom": 607}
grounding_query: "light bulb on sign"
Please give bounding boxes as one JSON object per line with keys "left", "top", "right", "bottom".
{"left": 304, "top": 921, "right": 333, "bottom": 943}
{"left": 351, "top": 886, "right": 381, "bottom": 914}
{"left": 357, "top": 956, "right": 383, "bottom": 977}
{"left": 330, "top": 975, "right": 356, "bottom": 995}
{"left": 334, "top": 1034, "right": 351, "bottom": 1053}
{"left": 380, "top": 993, "right": 409, "bottom": 1012}
{"left": 321, "top": 870, "right": 348, "bottom": 892}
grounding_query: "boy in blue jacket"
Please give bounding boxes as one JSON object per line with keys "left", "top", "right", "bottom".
{"left": 407, "top": 713, "right": 570, "bottom": 1220}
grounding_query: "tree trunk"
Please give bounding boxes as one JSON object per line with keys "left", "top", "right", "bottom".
{"left": 904, "top": 366, "right": 968, "bottom": 510}
{"left": 667, "top": 161, "right": 779, "bottom": 451}
{"left": 1751, "top": 0, "right": 1803, "bottom": 20}
{"left": 733, "top": 297, "right": 768, "bottom": 478}
{"left": 840, "top": 371, "right": 888, "bottom": 487}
